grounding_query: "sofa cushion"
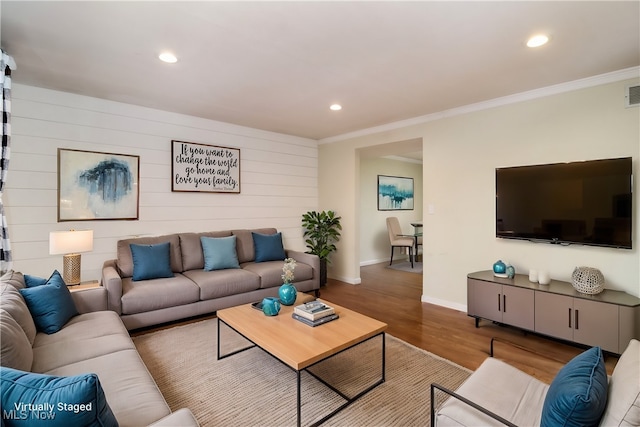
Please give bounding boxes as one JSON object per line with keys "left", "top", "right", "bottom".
{"left": 130, "top": 242, "right": 175, "bottom": 281}
{"left": 201, "top": 235, "right": 240, "bottom": 271}
{"left": 19, "top": 270, "right": 79, "bottom": 334}
{"left": 0, "top": 367, "right": 118, "bottom": 427}
{"left": 599, "top": 339, "right": 640, "bottom": 427}
{"left": 183, "top": 269, "right": 260, "bottom": 300}
{"left": 0, "top": 283, "right": 36, "bottom": 344}
{"left": 117, "top": 234, "right": 183, "bottom": 278}
{"left": 48, "top": 349, "right": 171, "bottom": 426}
{"left": 252, "top": 232, "right": 286, "bottom": 262}
{"left": 33, "top": 311, "right": 129, "bottom": 349}
{"left": 233, "top": 228, "right": 277, "bottom": 263}
{"left": 541, "top": 346, "right": 608, "bottom": 427}
{"left": 242, "top": 260, "right": 314, "bottom": 289}
{"left": 121, "top": 274, "right": 200, "bottom": 315}
{"left": 1, "top": 270, "right": 26, "bottom": 289}
{"left": 179, "top": 231, "right": 233, "bottom": 271}
{"left": 0, "top": 309, "right": 33, "bottom": 371}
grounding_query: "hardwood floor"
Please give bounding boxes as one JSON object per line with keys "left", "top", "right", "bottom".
{"left": 319, "top": 262, "right": 619, "bottom": 384}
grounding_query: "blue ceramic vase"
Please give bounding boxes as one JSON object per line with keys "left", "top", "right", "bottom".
{"left": 278, "top": 283, "right": 297, "bottom": 306}
{"left": 493, "top": 260, "right": 506, "bottom": 275}
{"left": 261, "top": 297, "right": 281, "bottom": 316}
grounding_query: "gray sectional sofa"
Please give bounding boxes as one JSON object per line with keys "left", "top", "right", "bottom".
{"left": 102, "top": 228, "right": 320, "bottom": 330}
{"left": 0, "top": 270, "right": 199, "bottom": 427}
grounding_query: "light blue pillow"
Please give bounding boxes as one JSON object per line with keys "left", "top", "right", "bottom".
{"left": 0, "top": 367, "right": 118, "bottom": 427}
{"left": 252, "top": 232, "right": 286, "bottom": 262}
{"left": 19, "top": 270, "right": 79, "bottom": 334}
{"left": 201, "top": 236, "right": 240, "bottom": 271}
{"left": 541, "top": 346, "right": 608, "bottom": 427}
{"left": 130, "top": 242, "right": 174, "bottom": 281}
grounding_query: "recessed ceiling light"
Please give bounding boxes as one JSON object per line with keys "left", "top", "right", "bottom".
{"left": 159, "top": 52, "right": 178, "bottom": 63}
{"left": 527, "top": 34, "right": 549, "bottom": 48}
{"left": 329, "top": 104, "right": 342, "bottom": 111}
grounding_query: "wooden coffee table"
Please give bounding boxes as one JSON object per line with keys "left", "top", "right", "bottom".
{"left": 217, "top": 299, "right": 387, "bottom": 426}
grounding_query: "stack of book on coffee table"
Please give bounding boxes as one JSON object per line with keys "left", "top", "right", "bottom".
{"left": 292, "top": 300, "right": 339, "bottom": 327}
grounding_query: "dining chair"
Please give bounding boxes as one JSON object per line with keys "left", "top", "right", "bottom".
{"left": 386, "top": 217, "right": 414, "bottom": 268}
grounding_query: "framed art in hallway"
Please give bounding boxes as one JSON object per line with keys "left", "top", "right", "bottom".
{"left": 57, "top": 148, "right": 140, "bottom": 221}
{"left": 378, "top": 175, "right": 414, "bottom": 210}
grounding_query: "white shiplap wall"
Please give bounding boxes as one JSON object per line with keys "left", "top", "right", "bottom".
{"left": 5, "top": 84, "right": 318, "bottom": 281}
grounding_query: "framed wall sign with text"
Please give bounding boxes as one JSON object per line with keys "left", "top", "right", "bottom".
{"left": 171, "top": 140, "right": 241, "bottom": 193}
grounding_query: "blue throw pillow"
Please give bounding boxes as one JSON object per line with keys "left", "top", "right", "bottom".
{"left": 541, "top": 346, "right": 608, "bottom": 427}
{"left": 130, "top": 242, "right": 174, "bottom": 281}
{"left": 24, "top": 274, "right": 48, "bottom": 288}
{"left": 252, "top": 232, "right": 286, "bottom": 262}
{"left": 19, "top": 270, "right": 79, "bottom": 334}
{"left": 201, "top": 236, "right": 240, "bottom": 271}
{"left": 0, "top": 367, "right": 118, "bottom": 427}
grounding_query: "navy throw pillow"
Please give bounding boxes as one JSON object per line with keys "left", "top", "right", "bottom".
{"left": 0, "top": 367, "right": 118, "bottom": 427}
{"left": 541, "top": 346, "right": 608, "bottom": 427}
{"left": 19, "top": 270, "right": 79, "bottom": 334}
{"left": 252, "top": 232, "right": 286, "bottom": 262}
{"left": 130, "top": 242, "right": 174, "bottom": 281}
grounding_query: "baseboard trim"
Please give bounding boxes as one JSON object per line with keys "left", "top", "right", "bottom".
{"left": 330, "top": 275, "right": 361, "bottom": 285}
{"left": 421, "top": 295, "right": 467, "bottom": 313}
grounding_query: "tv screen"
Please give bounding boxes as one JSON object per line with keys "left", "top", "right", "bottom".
{"left": 496, "top": 157, "right": 632, "bottom": 249}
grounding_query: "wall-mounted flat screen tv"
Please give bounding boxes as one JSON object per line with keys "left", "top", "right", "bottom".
{"left": 496, "top": 157, "right": 632, "bottom": 249}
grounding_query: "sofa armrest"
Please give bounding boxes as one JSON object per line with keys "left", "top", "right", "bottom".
{"left": 102, "top": 259, "right": 123, "bottom": 315}
{"left": 147, "top": 408, "right": 200, "bottom": 427}
{"left": 71, "top": 287, "right": 108, "bottom": 313}
{"left": 430, "top": 383, "right": 516, "bottom": 427}
{"left": 286, "top": 250, "right": 320, "bottom": 278}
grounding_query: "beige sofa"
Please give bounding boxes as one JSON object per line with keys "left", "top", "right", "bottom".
{"left": 102, "top": 228, "right": 320, "bottom": 330}
{"left": 432, "top": 338, "right": 640, "bottom": 426}
{"left": 0, "top": 271, "right": 198, "bottom": 426}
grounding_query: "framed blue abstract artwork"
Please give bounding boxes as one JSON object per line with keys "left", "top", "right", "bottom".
{"left": 58, "top": 148, "right": 140, "bottom": 221}
{"left": 377, "top": 175, "right": 414, "bottom": 211}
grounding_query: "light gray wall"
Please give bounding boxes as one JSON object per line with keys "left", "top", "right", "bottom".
{"left": 5, "top": 84, "right": 318, "bottom": 281}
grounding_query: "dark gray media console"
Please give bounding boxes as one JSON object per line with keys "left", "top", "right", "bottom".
{"left": 467, "top": 270, "right": 640, "bottom": 354}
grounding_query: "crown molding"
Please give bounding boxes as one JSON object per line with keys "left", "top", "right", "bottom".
{"left": 320, "top": 66, "right": 640, "bottom": 145}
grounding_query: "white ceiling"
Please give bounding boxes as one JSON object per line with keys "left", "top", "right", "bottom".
{"left": 1, "top": 1, "right": 639, "bottom": 141}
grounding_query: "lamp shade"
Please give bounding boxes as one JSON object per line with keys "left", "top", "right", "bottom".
{"left": 49, "top": 230, "right": 94, "bottom": 255}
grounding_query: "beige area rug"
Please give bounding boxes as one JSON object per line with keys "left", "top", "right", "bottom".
{"left": 133, "top": 318, "right": 470, "bottom": 426}
{"left": 387, "top": 261, "right": 423, "bottom": 274}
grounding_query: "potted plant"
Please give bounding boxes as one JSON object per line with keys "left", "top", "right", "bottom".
{"left": 301, "top": 210, "right": 342, "bottom": 286}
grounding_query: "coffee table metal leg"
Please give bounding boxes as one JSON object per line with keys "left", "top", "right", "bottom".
{"left": 297, "top": 371, "right": 302, "bottom": 427}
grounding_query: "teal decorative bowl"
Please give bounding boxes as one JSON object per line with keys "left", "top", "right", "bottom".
{"left": 493, "top": 260, "right": 506, "bottom": 275}
{"left": 278, "top": 283, "right": 297, "bottom": 306}
{"left": 261, "top": 297, "right": 281, "bottom": 316}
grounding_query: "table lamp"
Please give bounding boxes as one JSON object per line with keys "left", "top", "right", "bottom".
{"left": 49, "top": 230, "right": 93, "bottom": 285}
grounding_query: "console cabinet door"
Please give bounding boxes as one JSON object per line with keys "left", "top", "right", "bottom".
{"left": 468, "top": 279, "right": 501, "bottom": 322}
{"left": 573, "top": 299, "right": 618, "bottom": 353}
{"left": 502, "top": 286, "right": 534, "bottom": 330}
{"left": 534, "top": 292, "right": 573, "bottom": 341}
